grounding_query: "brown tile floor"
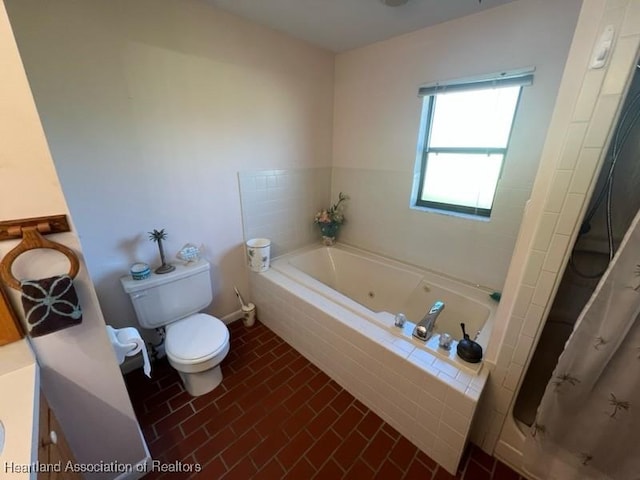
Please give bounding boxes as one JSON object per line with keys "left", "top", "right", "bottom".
{"left": 125, "top": 320, "right": 525, "bottom": 479}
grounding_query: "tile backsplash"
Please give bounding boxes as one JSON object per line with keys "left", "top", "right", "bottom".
{"left": 331, "top": 167, "right": 526, "bottom": 291}
{"left": 238, "top": 167, "right": 331, "bottom": 258}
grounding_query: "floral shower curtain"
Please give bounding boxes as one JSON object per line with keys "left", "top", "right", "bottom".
{"left": 523, "top": 208, "right": 640, "bottom": 480}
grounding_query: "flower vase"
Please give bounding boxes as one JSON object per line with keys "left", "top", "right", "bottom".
{"left": 319, "top": 222, "right": 340, "bottom": 246}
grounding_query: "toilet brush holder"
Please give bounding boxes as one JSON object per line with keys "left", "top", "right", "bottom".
{"left": 242, "top": 303, "right": 256, "bottom": 327}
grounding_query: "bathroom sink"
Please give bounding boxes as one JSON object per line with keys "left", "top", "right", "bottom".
{"left": 0, "top": 340, "right": 38, "bottom": 479}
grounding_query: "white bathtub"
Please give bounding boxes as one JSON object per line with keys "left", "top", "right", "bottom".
{"left": 273, "top": 244, "right": 495, "bottom": 371}
{"left": 249, "top": 244, "right": 493, "bottom": 473}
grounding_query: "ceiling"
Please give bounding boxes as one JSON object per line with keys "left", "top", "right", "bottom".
{"left": 204, "top": 0, "right": 519, "bottom": 52}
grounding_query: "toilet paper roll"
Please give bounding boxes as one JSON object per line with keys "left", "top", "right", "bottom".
{"left": 106, "top": 325, "right": 152, "bottom": 378}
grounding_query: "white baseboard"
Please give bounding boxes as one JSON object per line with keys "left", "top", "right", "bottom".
{"left": 221, "top": 309, "right": 244, "bottom": 324}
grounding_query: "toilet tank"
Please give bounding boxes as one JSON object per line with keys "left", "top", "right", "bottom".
{"left": 120, "top": 260, "right": 213, "bottom": 329}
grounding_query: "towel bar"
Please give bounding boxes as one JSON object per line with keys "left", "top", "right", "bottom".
{"left": 0, "top": 222, "right": 79, "bottom": 291}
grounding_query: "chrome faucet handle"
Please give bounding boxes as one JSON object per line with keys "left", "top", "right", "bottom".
{"left": 394, "top": 313, "right": 407, "bottom": 327}
{"left": 438, "top": 333, "right": 453, "bottom": 350}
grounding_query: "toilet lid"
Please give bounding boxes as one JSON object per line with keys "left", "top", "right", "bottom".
{"left": 165, "top": 313, "right": 229, "bottom": 362}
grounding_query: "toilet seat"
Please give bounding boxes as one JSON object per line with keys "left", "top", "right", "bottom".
{"left": 165, "top": 313, "right": 229, "bottom": 365}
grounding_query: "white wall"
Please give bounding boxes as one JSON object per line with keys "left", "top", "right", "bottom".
{"left": 0, "top": 1, "right": 147, "bottom": 478}
{"left": 4, "top": 0, "right": 335, "bottom": 339}
{"left": 332, "top": 0, "right": 583, "bottom": 290}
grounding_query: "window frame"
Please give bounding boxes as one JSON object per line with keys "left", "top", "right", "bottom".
{"left": 414, "top": 71, "right": 532, "bottom": 218}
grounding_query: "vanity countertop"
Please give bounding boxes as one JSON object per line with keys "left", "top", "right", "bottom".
{"left": 0, "top": 339, "right": 39, "bottom": 479}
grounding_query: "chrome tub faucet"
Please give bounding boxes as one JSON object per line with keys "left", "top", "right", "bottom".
{"left": 412, "top": 300, "right": 445, "bottom": 341}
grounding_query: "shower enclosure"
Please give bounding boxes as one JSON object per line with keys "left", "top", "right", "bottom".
{"left": 513, "top": 65, "right": 640, "bottom": 426}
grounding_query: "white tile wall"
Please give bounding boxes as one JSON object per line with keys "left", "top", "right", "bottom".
{"left": 522, "top": 304, "right": 545, "bottom": 337}
{"left": 569, "top": 147, "right": 603, "bottom": 194}
{"left": 557, "top": 122, "right": 588, "bottom": 170}
{"left": 544, "top": 170, "right": 573, "bottom": 213}
{"left": 601, "top": 36, "right": 640, "bottom": 94}
{"left": 331, "top": 167, "right": 519, "bottom": 290}
{"left": 521, "top": 250, "right": 546, "bottom": 286}
{"left": 531, "top": 213, "right": 559, "bottom": 251}
{"left": 556, "top": 193, "right": 586, "bottom": 235}
{"left": 572, "top": 69, "right": 606, "bottom": 121}
{"left": 477, "top": 0, "right": 640, "bottom": 474}
{"left": 250, "top": 269, "right": 489, "bottom": 475}
{"left": 238, "top": 167, "right": 331, "bottom": 257}
{"left": 583, "top": 94, "right": 623, "bottom": 147}
{"left": 542, "top": 234, "right": 571, "bottom": 273}
{"left": 621, "top": 1, "right": 640, "bottom": 35}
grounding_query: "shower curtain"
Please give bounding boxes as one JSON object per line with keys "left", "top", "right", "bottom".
{"left": 523, "top": 208, "right": 640, "bottom": 480}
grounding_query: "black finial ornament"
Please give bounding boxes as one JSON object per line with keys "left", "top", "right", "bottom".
{"left": 456, "top": 323, "right": 483, "bottom": 363}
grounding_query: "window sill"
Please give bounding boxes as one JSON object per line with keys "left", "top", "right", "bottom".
{"left": 409, "top": 204, "right": 491, "bottom": 222}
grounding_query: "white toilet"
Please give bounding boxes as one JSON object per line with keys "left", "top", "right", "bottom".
{"left": 120, "top": 260, "right": 230, "bottom": 396}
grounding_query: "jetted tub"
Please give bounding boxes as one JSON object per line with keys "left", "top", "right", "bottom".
{"left": 249, "top": 244, "right": 494, "bottom": 473}
{"left": 273, "top": 244, "right": 494, "bottom": 370}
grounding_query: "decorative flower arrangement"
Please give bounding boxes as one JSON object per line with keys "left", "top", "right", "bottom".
{"left": 314, "top": 192, "right": 349, "bottom": 245}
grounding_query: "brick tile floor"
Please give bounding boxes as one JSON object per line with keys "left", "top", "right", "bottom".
{"left": 124, "top": 321, "right": 525, "bottom": 479}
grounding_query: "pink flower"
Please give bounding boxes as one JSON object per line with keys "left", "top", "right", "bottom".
{"left": 313, "top": 193, "right": 350, "bottom": 225}
{"left": 318, "top": 211, "right": 331, "bottom": 223}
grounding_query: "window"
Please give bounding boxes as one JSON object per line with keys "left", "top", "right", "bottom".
{"left": 414, "top": 71, "right": 532, "bottom": 217}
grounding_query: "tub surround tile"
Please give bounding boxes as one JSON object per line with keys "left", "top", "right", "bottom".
{"left": 492, "top": 385, "right": 515, "bottom": 416}
{"left": 456, "top": 370, "right": 474, "bottom": 387}
{"left": 504, "top": 316, "right": 524, "bottom": 347}
{"left": 444, "top": 406, "right": 472, "bottom": 435}
{"left": 542, "top": 234, "right": 571, "bottom": 273}
{"left": 418, "top": 390, "right": 445, "bottom": 420}
{"left": 410, "top": 348, "right": 438, "bottom": 367}
{"left": 555, "top": 193, "right": 585, "bottom": 235}
{"left": 544, "top": 170, "right": 573, "bottom": 213}
{"left": 512, "top": 286, "right": 535, "bottom": 321}
{"left": 251, "top": 269, "right": 489, "bottom": 475}
{"left": 438, "top": 421, "right": 466, "bottom": 452}
{"left": 522, "top": 304, "right": 545, "bottom": 338}
{"left": 437, "top": 371, "right": 468, "bottom": 394}
{"left": 531, "top": 270, "right": 557, "bottom": 307}
{"left": 521, "top": 250, "right": 546, "bottom": 287}
{"left": 331, "top": 167, "right": 520, "bottom": 291}
{"left": 512, "top": 334, "right": 535, "bottom": 367}
{"left": 433, "top": 358, "right": 461, "bottom": 379}
{"left": 502, "top": 363, "right": 523, "bottom": 392}
{"left": 238, "top": 167, "right": 331, "bottom": 257}
{"left": 601, "top": 36, "right": 640, "bottom": 95}
{"left": 569, "top": 147, "right": 603, "bottom": 194}
{"left": 453, "top": 396, "right": 480, "bottom": 428}
{"left": 557, "top": 122, "right": 588, "bottom": 170}
{"left": 571, "top": 69, "right": 606, "bottom": 121}
{"left": 621, "top": 1, "right": 640, "bottom": 35}
{"left": 495, "top": 345, "right": 515, "bottom": 373}
{"left": 583, "top": 94, "right": 623, "bottom": 148}
{"left": 531, "top": 212, "right": 560, "bottom": 252}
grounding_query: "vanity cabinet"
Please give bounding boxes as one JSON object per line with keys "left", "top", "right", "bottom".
{"left": 0, "top": 285, "right": 23, "bottom": 346}
{"left": 37, "top": 392, "right": 81, "bottom": 480}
